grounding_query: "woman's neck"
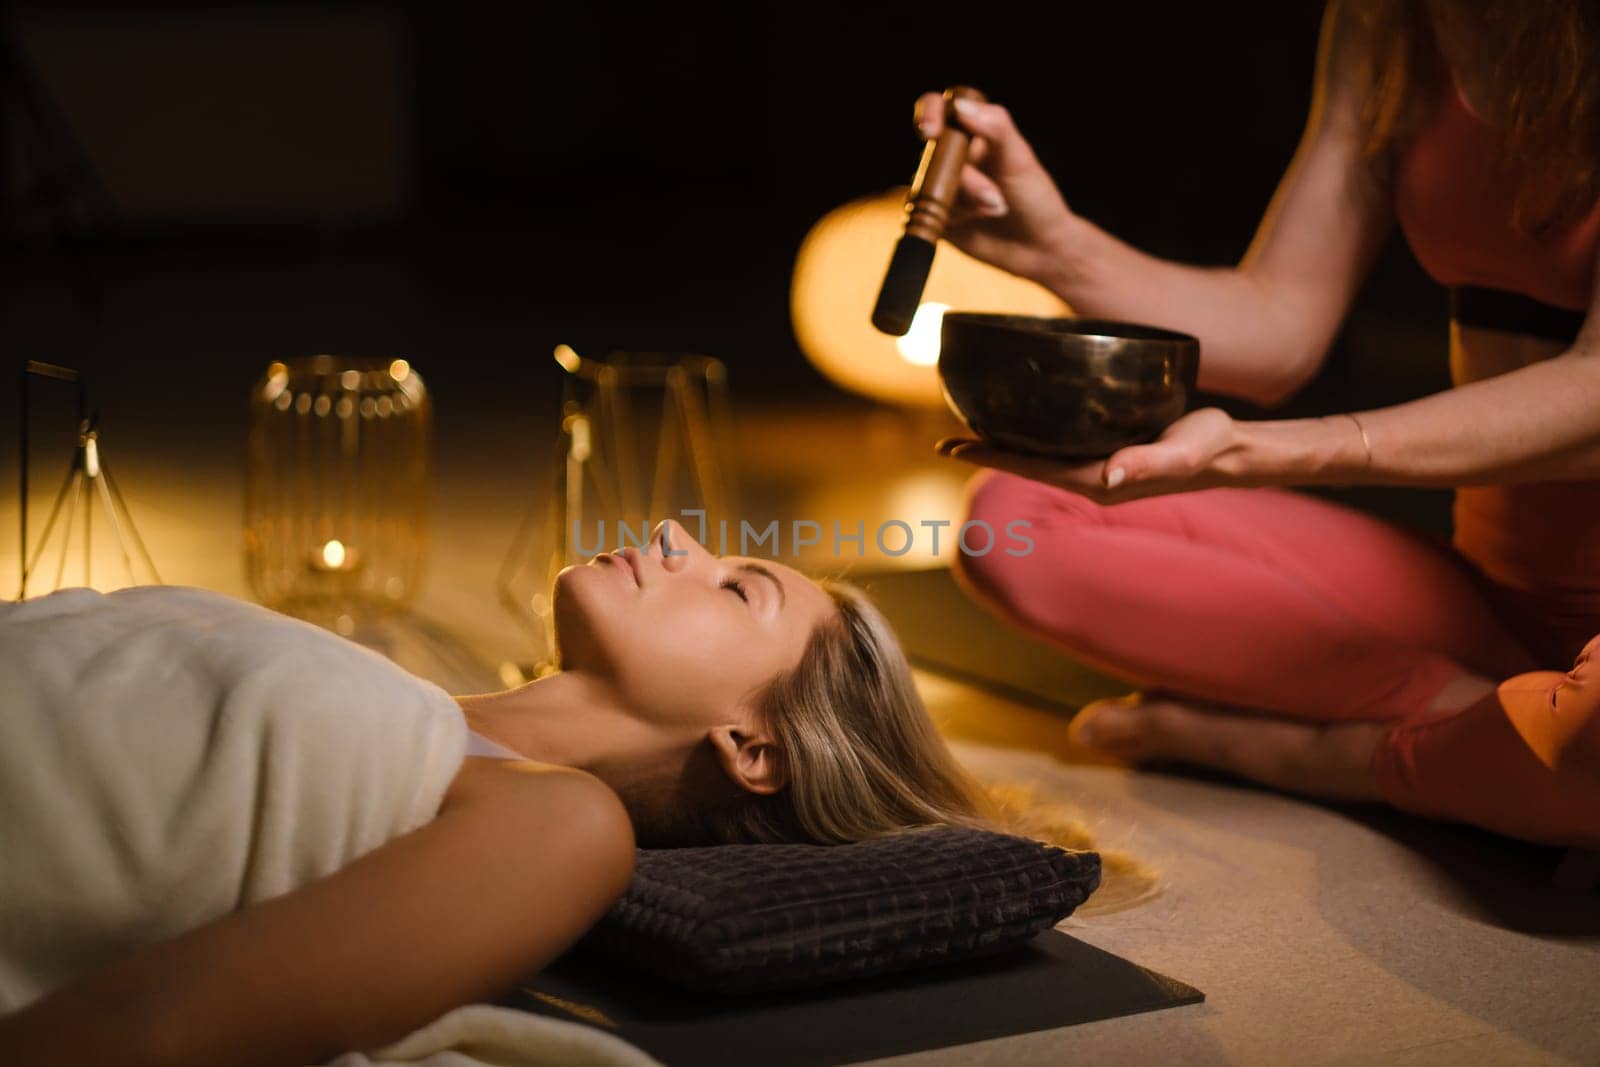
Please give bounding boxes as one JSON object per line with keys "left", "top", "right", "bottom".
{"left": 455, "top": 672, "right": 675, "bottom": 788}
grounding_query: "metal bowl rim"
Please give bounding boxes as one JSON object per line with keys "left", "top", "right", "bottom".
{"left": 941, "top": 311, "right": 1199, "bottom": 349}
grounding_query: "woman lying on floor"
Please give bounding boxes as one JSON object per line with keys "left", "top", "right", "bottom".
{"left": 0, "top": 520, "right": 986, "bottom": 1066}
{"left": 923, "top": 0, "right": 1600, "bottom": 848}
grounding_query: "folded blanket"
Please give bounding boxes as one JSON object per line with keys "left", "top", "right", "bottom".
{"left": 0, "top": 586, "right": 468, "bottom": 1012}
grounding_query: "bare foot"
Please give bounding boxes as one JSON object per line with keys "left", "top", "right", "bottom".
{"left": 1069, "top": 690, "right": 1386, "bottom": 801}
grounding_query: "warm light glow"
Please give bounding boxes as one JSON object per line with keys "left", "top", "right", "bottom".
{"left": 791, "top": 189, "right": 1070, "bottom": 407}
{"left": 564, "top": 413, "right": 592, "bottom": 462}
{"left": 895, "top": 302, "right": 949, "bottom": 366}
{"left": 388, "top": 359, "right": 410, "bottom": 382}
{"left": 320, "top": 539, "right": 347, "bottom": 569}
{"left": 263, "top": 362, "right": 289, "bottom": 402}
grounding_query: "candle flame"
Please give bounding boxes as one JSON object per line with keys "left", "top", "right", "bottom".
{"left": 320, "top": 540, "right": 346, "bottom": 569}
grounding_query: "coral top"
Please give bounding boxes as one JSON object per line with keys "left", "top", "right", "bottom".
{"left": 1394, "top": 81, "right": 1600, "bottom": 310}
{"left": 1392, "top": 80, "right": 1600, "bottom": 612}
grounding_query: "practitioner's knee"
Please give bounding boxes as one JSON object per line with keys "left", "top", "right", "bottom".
{"left": 958, "top": 468, "right": 1044, "bottom": 533}
{"left": 1571, "top": 632, "right": 1600, "bottom": 681}
{"left": 1375, "top": 633, "right": 1600, "bottom": 847}
{"left": 1548, "top": 631, "right": 1600, "bottom": 710}
{"left": 952, "top": 471, "right": 1032, "bottom": 603}
{"left": 1554, "top": 632, "right": 1600, "bottom": 765}
{"left": 1500, "top": 631, "right": 1600, "bottom": 773}
{"left": 951, "top": 469, "right": 1092, "bottom": 629}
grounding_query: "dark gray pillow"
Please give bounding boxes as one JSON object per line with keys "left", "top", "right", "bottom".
{"left": 578, "top": 826, "right": 1101, "bottom": 994}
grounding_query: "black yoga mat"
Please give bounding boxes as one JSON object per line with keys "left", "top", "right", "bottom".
{"left": 501, "top": 929, "right": 1203, "bottom": 1066}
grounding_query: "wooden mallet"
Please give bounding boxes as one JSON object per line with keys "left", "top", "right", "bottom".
{"left": 871, "top": 85, "right": 987, "bottom": 336}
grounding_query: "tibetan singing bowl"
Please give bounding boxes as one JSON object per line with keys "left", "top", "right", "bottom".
{"left": 938, "top": 312, "right": 1201, "bottom": 460}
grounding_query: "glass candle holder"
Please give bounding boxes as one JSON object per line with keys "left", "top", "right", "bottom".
{"left": 245, "top": 355, "right": 430, "bottom": 621}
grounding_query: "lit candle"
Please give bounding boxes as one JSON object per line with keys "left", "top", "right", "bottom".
{"left": 309, "top": 539, "right": 363, "bottom": 573}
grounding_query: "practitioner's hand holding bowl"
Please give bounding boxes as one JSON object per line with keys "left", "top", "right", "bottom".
{"left": 918, "top": 93, "right": 1253, "bottom": 505}
{"left": 936, "top": 406, "right": 1247, "bottom": 505}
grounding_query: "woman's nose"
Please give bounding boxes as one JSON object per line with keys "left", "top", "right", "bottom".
{"left": 654, "top": 518, "right": 703, "bottom": 570}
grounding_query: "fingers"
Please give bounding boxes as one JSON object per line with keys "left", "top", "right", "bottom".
{"left": 934, "top": 438, "right": 1139, "bottom": 502}
{"left": 913, "top": 92, "right": 945, "bottom": 139}
{"left": 913, "top": 93, "right": 1033, "bottom": 183}
{"left": 936, "top": 439, "right": 1101, "bottom": 485}
{"left": 948, "top": 98, "right": 1034, "bottom": 172}
{"left": 959, "top": 164, "right": 1009, "bottom": 217}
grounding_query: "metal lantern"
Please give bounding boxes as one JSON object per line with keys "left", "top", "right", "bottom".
{"left": 245, "top": 355, "right": 430, "bottom": 624}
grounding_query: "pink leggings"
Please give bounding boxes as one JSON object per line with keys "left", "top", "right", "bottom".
{"left": 954, "top": 470, "right": 1600, "bottom": 848}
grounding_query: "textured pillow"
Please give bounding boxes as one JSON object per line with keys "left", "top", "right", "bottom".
{"left": 577, "top": 827, "right": 1101, "bottom": 994}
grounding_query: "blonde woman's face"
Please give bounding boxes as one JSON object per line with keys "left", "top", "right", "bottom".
{"left": 552, "top": 519, "right": 836, "bottom": 731}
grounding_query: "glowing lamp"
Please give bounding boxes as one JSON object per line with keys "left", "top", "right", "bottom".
{"left": 790, "top": 189, "right": 1070, "bottom": 407}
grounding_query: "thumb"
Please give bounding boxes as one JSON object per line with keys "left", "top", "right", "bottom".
{"left": 1104, "top": 439, "right": 1195, "bottom": 487}
{"left": 1101, "top": 447, "right": 1154, "bottom": 488}
{"left": 1100, "top": 451, "right": 1139, "bottom": 489}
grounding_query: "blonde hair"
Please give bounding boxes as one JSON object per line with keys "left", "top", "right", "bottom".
{"left": 659, "top": 578, "right": 1159, "bottom": 913}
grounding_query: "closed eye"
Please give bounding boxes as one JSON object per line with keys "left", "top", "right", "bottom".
{"left": 720, "top": 577, "right": 749, "bottom": 603}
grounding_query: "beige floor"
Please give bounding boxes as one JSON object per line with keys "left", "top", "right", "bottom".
{"left": 898, "top": 671, "right": 1600, "bottom": 1067}
{"left": 6, "top": 394, "right": 1597, "bottom": 1066}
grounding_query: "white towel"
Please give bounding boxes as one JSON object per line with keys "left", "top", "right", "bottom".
{"left": 0, "top": 586, "right": 662, "bottom": 1067}
{"left": 0, "top": 586, "right": 469, "bottom": 1011}
{"left": 328, "top": 1004, "right": 662, "bottom": 1067}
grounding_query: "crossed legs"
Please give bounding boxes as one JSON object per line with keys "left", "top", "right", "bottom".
{"left": 954, "top": 470, "right": 1600, "bottom": 846}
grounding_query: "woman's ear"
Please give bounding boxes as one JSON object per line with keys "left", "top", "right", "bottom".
{"left": 708, "top": 724, "right": 788, "bottom": 795}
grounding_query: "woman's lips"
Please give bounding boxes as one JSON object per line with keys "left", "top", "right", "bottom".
{"left": 618, "top": 548, "right": 645, "bottom": 586}
{"left": 598, "top": 549, "right": 642, "bottom": 588}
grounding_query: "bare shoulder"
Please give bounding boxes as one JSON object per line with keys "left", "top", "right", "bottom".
{"left": 441, "top": 757, "right": 635, "bottom": 863}
{"left": 1318, "top": 0, "right": 1374, "bottom": 66}
{"left": 0, "top": 755, "right": 638, "bottom": 1064}
{"left": 1313, "top": 0, "right": 1378, "bottom": 123}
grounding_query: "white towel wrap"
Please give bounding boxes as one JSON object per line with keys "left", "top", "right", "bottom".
{"left": 0, "top": 585, "right": 468, "bottom": 1012}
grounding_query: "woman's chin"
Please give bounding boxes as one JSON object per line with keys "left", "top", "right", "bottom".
{"left": 550, "top": 564, "right": 630, "bottom": 670}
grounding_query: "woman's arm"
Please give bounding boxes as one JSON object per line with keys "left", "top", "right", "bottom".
{"left": 940, "top": 276, "right": 1600, "bottom": 499}
{"left": 920, "top": 1, "right": 1391, "bottom": 409}
{"left": 1233, "top": 314, "right": 1600, "bottom": 488}
{"left": 0, "top": 762, "right": 635, "bottom": 1067}
{"left": 1234, "top": 238, "right": 1600, "bottom": 487}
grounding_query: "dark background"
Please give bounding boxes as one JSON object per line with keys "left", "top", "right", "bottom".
{"left": 0, "top": 1, "right": 1454, "bottom": 532}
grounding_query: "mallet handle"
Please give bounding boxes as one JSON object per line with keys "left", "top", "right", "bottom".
{"left": 904, "top": 85, "right": 987, "bottom": 243}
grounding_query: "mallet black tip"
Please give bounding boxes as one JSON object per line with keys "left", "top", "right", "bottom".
{"left": 871, "top": 235, "right": 936, "bottom": 336}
